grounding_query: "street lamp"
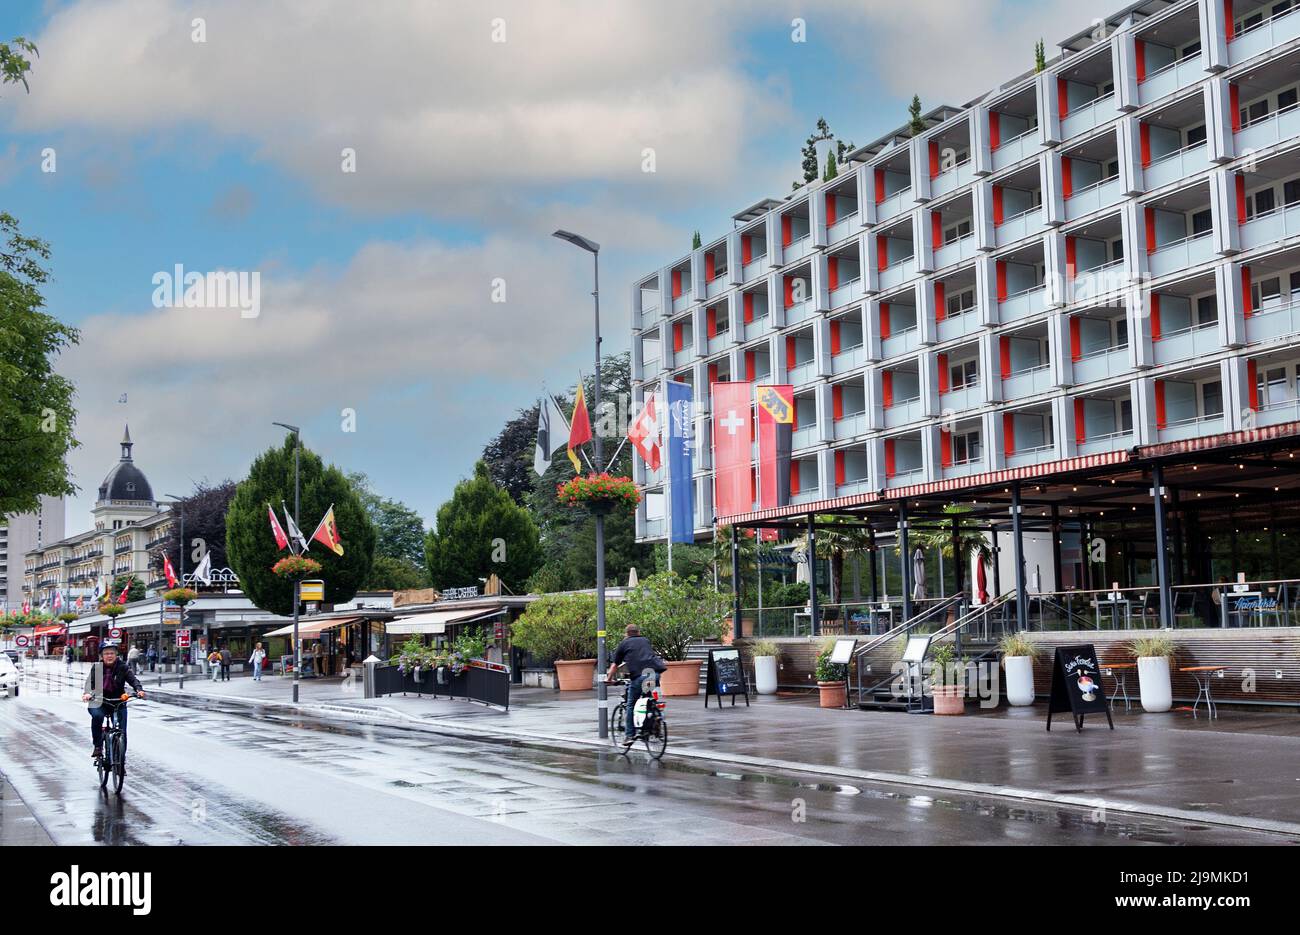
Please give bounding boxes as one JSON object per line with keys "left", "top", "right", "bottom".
{"left": 161, "top": 493, "right": 186, "bottom": 682}
{"left": 551, "top": 229, "right": 610, "bottom": 739}
{"left": 272, "top": 421, "right": 302, "bottom": 703}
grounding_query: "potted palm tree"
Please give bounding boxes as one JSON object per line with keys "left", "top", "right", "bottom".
{"left": 814, "top": 639, "right": 847, "bottom": 708}
{"left": 748, "top": 638, "right": 780, "bottom": 695}
{"left": 929, "top": 642, "right": 965, "bottom": 715}
{"left": 1131, "top": 634, "right": 1175, "bottom": 713}
{"left": 998, "top": 632, "right": 1038, "bottom": 706}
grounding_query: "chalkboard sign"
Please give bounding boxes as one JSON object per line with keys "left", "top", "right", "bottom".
{"left": 705, "top": 647, "right": 750, "bottom": 708}
{"left": 1046, "top": 643, "right": 1114, "bottom": 732}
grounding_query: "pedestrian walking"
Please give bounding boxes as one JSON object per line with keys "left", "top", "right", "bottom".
{"left": 312, "top": 642, "right": 324, "bottom": 678}
{"left": 208, "top": 648, "right": 222, "bottom": 682}
{"left": 64, "top": 644, "right": 73, "bottom": 668}
{"left": 219, "top": 646, "right": 232, "bottom": 681}
{"left": 147, "top": 644, "right": 158, "bottom": 672}
{"left": 127, "top": 644, "right": 141, "bottom": 674}
{"left": 249, "top": 642, "right": 266, "bottom": 682}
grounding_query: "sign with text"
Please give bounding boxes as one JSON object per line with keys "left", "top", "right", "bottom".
{"left": 705, "top": 647, "right": 750, "bottom": 709}
{"left": 1046, "top": 643, "right": 1113, "bottom": 732}
{"left": 176, "top": 629, "right": 192, "bottom": 648}
{"left": 299, "top": 579, "right": 324, "bottom": 602}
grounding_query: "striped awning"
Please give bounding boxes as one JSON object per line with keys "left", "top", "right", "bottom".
{"left": 262, "top": 616, "right": 359, "bottom": 638}
{"left": 1138, "top": 420, "right": 1300, "bottom": 459}
{"left": 32, "top": 624, "right": 66, "bottom": 636}
{"left": 385, "top": 608, "right": 497, "bottom": 635}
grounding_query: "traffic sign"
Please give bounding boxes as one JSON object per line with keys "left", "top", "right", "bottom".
{"left": 14, "top": 635, "right": 29, "bottom": 648}
{"left": 108, "top": 627, "right": 122, "bottom": 640}
{"left": 176, "top": 629, "right": 192, "bottom": 648}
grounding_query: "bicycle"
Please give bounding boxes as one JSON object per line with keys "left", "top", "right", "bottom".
{"left": 94, "top": 694, "right": 140, "bottom": 794}
{"left": 609, "top": 668, "right": 668, "bottom": 760}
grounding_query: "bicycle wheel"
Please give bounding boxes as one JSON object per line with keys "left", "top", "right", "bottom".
{"left": 96, "top": 748, "right": 109, "bottom": 790}
{"left": 111, "top": 735, "right": 126, "bottom": 794}
{"left": 643, "top": 714, "right": 667, "bottom": 760}
{"left": 609, "top": 701, "right": 627, "bottom": 746}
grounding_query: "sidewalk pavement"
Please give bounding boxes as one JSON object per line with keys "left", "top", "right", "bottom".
{"left": 0, "top": 777, "right": 53, "bottom": 846}
{"left": 140, "top": 670, "right": 1300, "bottom": 838}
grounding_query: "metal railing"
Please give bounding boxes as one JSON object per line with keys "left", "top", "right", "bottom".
{"left": 852, "top": 595, "right": 965, "bottom": 705}
{"left": 1025, "top": 580, "right": 1300, "bottom": 630}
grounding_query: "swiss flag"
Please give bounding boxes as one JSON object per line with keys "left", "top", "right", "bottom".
{"left": 627, "top": 392, "right": 662, "bottom": 471}
{"left": 711, "top": 382, "right": 755, "bottom": 520}
{"left": 163, "top": 553, "right": 179, "bottom": 588}
{"left": 116, "top": 575, "right": 134, "bottom": 604}
{"left": 267, "top": 503, "right": 290, "bottom": 551}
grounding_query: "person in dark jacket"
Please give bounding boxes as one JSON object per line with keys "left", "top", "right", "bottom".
{"left": 605, "top": 624, "right": 666, "bottom": 747}
{"left": 219, "top": 646, "right": 232, "bottom": 681}
{"left": 81, "top": 643, "right": 145, "bottom": 764}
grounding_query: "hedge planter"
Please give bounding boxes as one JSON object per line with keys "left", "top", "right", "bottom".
{"left": 659, "top": 659, "right": 702, "bottom": 696}
{"left": 753, "top": 656, "right": 778, "bottom": 695}
{"left": 1004, "top": 656, "right": 1036, "bottom": 706}
{"left": 1138, "top": 656, "right": 1173, "bottom": 713}
{"left": 932, "top": 684, "right": 965, "bottom": 715}
{"left": 554, "top": 658, "right": 597, "bottom": 691}
{"left": 817, "top": 681, "right": 845, "bottom": 708}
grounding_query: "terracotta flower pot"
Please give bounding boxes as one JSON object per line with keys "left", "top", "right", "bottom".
{"left": 817, "top": 681, "right": 845, "bottom": 708}
{"left": 659, "top": 660, "right": 702, "bottom": 696}
{"left": 554, "top": 658, "right": 596, "bottom": 691}
{"left": 932, "top": 683, "right": 965, "bottom": 715}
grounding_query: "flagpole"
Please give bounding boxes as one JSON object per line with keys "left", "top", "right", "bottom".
{"left": 663, "top": 382, "right": 672, "bottom": 575}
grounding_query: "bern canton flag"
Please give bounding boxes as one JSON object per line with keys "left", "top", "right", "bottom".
{"left": 665, "top": 380, "right": 695, "bottom": 544}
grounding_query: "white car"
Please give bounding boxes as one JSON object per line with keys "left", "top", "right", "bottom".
{"left": 0, "top": 653, "right": 19, "bottom": 696}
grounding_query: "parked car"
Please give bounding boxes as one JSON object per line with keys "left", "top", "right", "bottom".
{"left": 0, "top": 654, "right": 19, "bottom": 696}
{"left": 3, "top": 648, "right": 23, "bottom": 668}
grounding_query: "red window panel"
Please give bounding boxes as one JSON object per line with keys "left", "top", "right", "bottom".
{"left": 782, "top": 215, "right": 793, "bottom": 246}
{"left": 1058, "top": 78, "right": 1069, "bottom": 117}
{"left": 835, "top": 450, "right": 846, "bottom": 486}
{"left": 671, "top": 270, "right": 682, "bottom": 298}
{"left": 999, "top": 336, "right": 1011, "bottom": 380}
{"left": 940, "top": 429, "right": 952, "bottom": 468}
{"left": 825, "top": 193, "right": 837, "bottom": 226}
{"left": 673, "top": 322, "right": 683, "bottom": 352}
{"left": 828, "top": 257, "right": 840, "bottom": 292}
{"left": 1135, "top": 39, "right": 1146, "bottom": 83}
{"left": 882, "top": 371, "right": 894, "bottom": 408}
{"left": 741, "top": 234, "right": 752, "bottom": 265}
{"left": 992, "top": 185, "right": 1005, "bottom": 225}
{"left": 705, "top": 252, "right": 716, "bottom": 283}
{"left": 1154, "top": 380, "right": 1167, "bottom": 429}
{"left": 1247, "top": 359, "right": 1259, "bottom": 410}
{"left": 1151, "top": 293, "right": 1162, "bottom": 341}
{"left": 937, "top": 353, "right": 949, "bottom": 394}
{"left": 745, "top": 351, "right": 756, "bottom": 382}
{"left": 874, "top": 168, "right": 886, "bottom": 204}
{"left": 830, "top": 320, "right": 842, "bottom": 356}
{"left": 1242, "top": 265, "right": 1254, "bottom": 317}
{"left": 1062, "top": 157, "right": 1073, "bottom": 200}
{"left": 1139, "top": 122, "right": 1151, "bottom": 167}
{"left": 743, "top": 291, "right": 755, "bottom": 323}
{"left": 884, "top": 439, "right": 896, "bottom": 478}
{"left": 990, "top": 111, "right": 1001, "bottom": 151}
{"left": 706, "top": 307, "right": 717, "bottom": 339}
{"left": 996, "top": 260, "right": 1008, "bottom": 302}
{"left": 877, "top": 235, "right": 889, "bottom": 271}
{"left": 935, "top": 281, "right": 946, "bottom": 322}
{"left": 929, "top": 140, "right": 941, "bottom": 179}
{"left": 1065, "top": 235, "right": 1077, "bottom": 280}
{"left": 791, "top": 463, "right": 801, "bottom": 494}
{"left": 1002, "top": 412, "right": 1016, "bottom": 456}
{"left": 792, "top": 403, "right": 799, "bottom": 430}
{"left": 1074, "top": 398, "right": 1087, "bottom": 445}
{"left": 708, "top": 363, "right": 718, "bottom": 385}
{"left": 880, "top": 302, "right": 892, "bottom": 340}
{"left": 786, "top": 335, "right": 797, "bottom": 370}
{"left": 1070, "top": 316, "right": 1082, "bottom": 361}
{"left": 1230, "top": 83, "right": 1240, "bottom": 132}
{"left": 931, "top": 211, "right": 943, "bottom": 252}
{"left": 1236, "top": 174, "right": 1247, "bottom": 226}
{"left": 832, "top": 384, "right": 844, "bottom": 420}
{"left": 1225, "top": 0, "right": 1236, "bottom": 41}
{"left": 1144, "top": 207, "right": 1157, "bottom": 255}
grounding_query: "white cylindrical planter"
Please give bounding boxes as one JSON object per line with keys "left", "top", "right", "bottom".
{"left": 1004, "top": 656, "right": 1035, "bottom": 706}
{"left": 1138, "top": 656, "right": 1172, "bottom": 713}
{"left": 753, "top": 656, "right": 778, "bottom": 695}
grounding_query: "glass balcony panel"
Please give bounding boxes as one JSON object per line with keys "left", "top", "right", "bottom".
{"left": 1064, "top": 177, "right": 1122, "bottom": 221}
{"left": 671, "top": 291, "right": 693, "bottom": 313}
{"left": 792, "top": 424, "right": 820, "bottom": 449}
{"left": 791, "top": 487, "right": 823, "bottom": 505}
{"left": 1071, "top": 261, "right": 1127, "bottom": 305}
{"left": 1234, "top": 103, "right": 1300, "bottom": 153}
{"left": 705, "top": 277, "right": 727, "bottom": 299}
{"left": 640, "top": 305, "right": 660, "bottom": 330}
{"left": 994, "top": 208, "right": 1041, "bottom": 247}
{"left": 1241, "top": 200, "right": 1300, "bottom": 251}
{"left": 1152, "top": 322, "right": 1219, "bottom": 364}
{"left": 1228, "top": 8, "right": 1300, "bottom": 65}
{"left": 1005, "top": 444, "right": 1057, "bottom": 468}
{"left": 830, "top": 277, "right": 863, "bottom": 309}
{"left": 788, "top": 360, "right": 817, "bottom": 386}
{"left": 836, "top": 477, "right": 873, "bottom": 496}
{"left": 827, "top": 211, "right": 860, "bottom": 245}
{"left": 1142, "top": 143, "right": 1209, "bottom": 190}
{"left": 1061, "top": 92, "right": 1116, "bottom": 140}
{"left": 1071, "top": 346, "right": 1127, "bottom": 383}
{"left": 878, "top": 256, "right": 917, "bottom": 291}
{"left": 886, "top": 466, "right": 925, "bottom": 488}
{"left": 783, "top": 234, "right": 813, "bottom": 264}
{"left": 1255, "top": 398, "right": 1300, "bottom": 427}
{"left": 1137, "top": 53, "right": 1204, "bottom": 105}
{"left": 1076, "top": 431, "right": 1131, "bottom": 456}
{"left": 999, "top": 285, "right": 1048, "bottom": 322}
{"left": 831, "top": 343, "right": 866, "bottom": 375}
{"left": 742, "top": 258, "right": 767, "bottom": 282}
{"left": 944, "top": 456, "right": 985, "bottom": 479}
{"left": 785, "top": 298, "right": 814, "bottom": 325}
{"left": 881, "top": 327, "right": 920, "bottom": 359}
{"left": 992, "top": 128, "right": 1041, "bottom": 172}
{"left": 1158, "top": 413, "right": 1223, "bottom": 442}
{"left": 1245, "top": 300, "right": 1300, "bottom": 343}
{"left": 937, "top": 309, "right": 979, "bottom": 342}
{"left": 931, "top": 160, "right": 974, "bottom": 198}
{"left": 883, "top": 396, "right": 924, "bottom": 428}
{"left": 877, "top": 187, "right": 913, "bottom": 223}
{"left": 707, "top": 334, "right": 730, "bottom": 355}
{"left": 940, "top": 384, "right": 982, "bottom": 413}
{"left": 933, "top": 234, "right": 977, "bottom": 269}
{"left": 833, "top": 411, "right": 868, "bottom": 439}
{"left": 1002, "top": 364, "right": 1053, "bottom": 398}
{"left": 1147, "top": 231, "right": 1214, "bottom": 277}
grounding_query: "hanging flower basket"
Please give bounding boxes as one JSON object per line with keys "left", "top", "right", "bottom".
{"left": 98, "top": 603, "right": 126, "bottom": 619}
{"left": 272, "top": 555, "right": 323, "bottom": 581}
{"left": 556, "top": 473, "right": 640, "bottom": 515}
{"left": 163, "top": 587, "right": 199, "bottom": 606}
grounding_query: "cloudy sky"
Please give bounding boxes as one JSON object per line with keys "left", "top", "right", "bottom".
{"left": 1, "top": 0, "right": 1109, "bottom": 534}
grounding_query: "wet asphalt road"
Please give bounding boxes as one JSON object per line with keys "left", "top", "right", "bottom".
{"left": 0, "top": 676, "right": 1286, "bottom": 845}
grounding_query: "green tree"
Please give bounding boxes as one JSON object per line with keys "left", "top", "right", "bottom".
{"left": 609, "top": 572, "right": 730, "bottom": 661}
{"left": 801, "top": 117, "right": 833, "bottom": 183}
{"left": 823, "top": 148, "right": 838, "bottom": 181}
{"left": 1035, "top": 39, "right": 1047, "bottom": 73}
{"left": 152, "top": 479, "right": 237, "bottom": 578}
{"left": 108, "top": 574, "right": 145, "bottom": 604}
{"left": 226, "top": 436, "right": 376, "bottom": 615}
{"left": 347, "top": 471, "right": 427, "bottom": 564}
{"left": 794, "top": 515, "right": 871, "bottom": 604}
{"left": 914, "top": 505, "right": 991, "bottom": 595}
{"left": 364, "top": 554, "right": 428, "bottom": 591}
{"left": 480, "top": 403, "right": 539, "bottom": 505}
{"left": 691, "top": 230, "right": 702, "bottom": 249}
{"left": 0, "top": 213, "right": 79, "bottom": 517}
{"left": 908, "top": 95, "right": 925, "bottom": 136}
{"left": 0, "top": 37, "right": 36, "bottom": 95}
{"left": 425, "top": 460, "right": 541, "bottom": 593}
{"left": 510, "top": 592, "right": 599, "bottom": 661}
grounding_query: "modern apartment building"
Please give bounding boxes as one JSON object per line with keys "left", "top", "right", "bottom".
{"left": 0, "top": 496, "right": 65, "bottom": 611}
{"left": 631, "top": 0, "right": 1300, "bottom": 565}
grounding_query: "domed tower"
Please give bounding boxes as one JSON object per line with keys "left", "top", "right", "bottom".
{"left": 92, "top": 425, "right": 159, "bottom": 530}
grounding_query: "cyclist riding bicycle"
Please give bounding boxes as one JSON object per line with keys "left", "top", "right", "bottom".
{"left": 81, "top": 643, "right": 145, "bottom": 769}
{"left": 605, "top": 623, "right": 665, "bottom": 747}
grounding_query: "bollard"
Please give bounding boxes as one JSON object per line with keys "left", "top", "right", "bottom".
{"left": 363, "top": 654, "right": 380, "bottom": 700}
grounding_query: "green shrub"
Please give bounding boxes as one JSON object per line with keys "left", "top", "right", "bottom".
{"left": 511, "top": 593, "right": 599, "bottom": 662}
{"left": 609, "top": 571, "right": 730, "bottom": 661}
{"left": 928, "top": 642, "right": 965, "bottom": 687}
{"left": 1129, "top": 635, "right": 1175, "bottom": 658}
{"left": 998, "top": 632, "right": 1038, "bottom": 660}
{"left": 814, "top": 639, "right": 846, "bottom": 683}
{"left": 748, "top": 638, "right": 780, "bottom": 659}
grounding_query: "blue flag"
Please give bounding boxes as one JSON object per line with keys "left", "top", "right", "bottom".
{"left": 666, "top": 380, "right": 695, "bottom": 544}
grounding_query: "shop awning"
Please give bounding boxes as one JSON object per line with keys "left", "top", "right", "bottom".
{"left": 385, "top": 608, "right": 492, "bottom": 635}
{"left": 261, "top": 616, "right": 359, "bottom": 638}
{"left": 33, "top": 624, "right": 65, "bottom": 636}
{"left": 67, "top": 624, "right": 92, "bottom": 636}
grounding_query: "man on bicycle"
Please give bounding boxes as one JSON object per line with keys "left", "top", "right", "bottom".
{"left": 605, "top": 624, "right": 665, "bottom": 747}
{"left": 81, "top": 643, "right": 145, "bottom": 767}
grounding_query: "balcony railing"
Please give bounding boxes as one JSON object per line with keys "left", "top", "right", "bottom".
{"left": 705, "top": 276, "right": 728, "bottom": 299}
{"left": 937, "top": 308, "right": 979, "bottom": 342}
{"left": 1148, "top": 229, "right": 1214, "bottom": 277}
{"left": 1137, "top": 52, "right": 1204, "bottom": 106}
{"left": 1245, "top": 297, "right": 1300, "bottom": 344}
{"left": 1254, "top": 397, "right": 1300, "bottom": 427}
{"left": 1005, "top": 443, "right": 1057, "bottom": 467}
{"left": 1002, "top": 363, "right": 1053, "bottom": 398}
{"left": 831, "top": 343, "right": 866, "bottom": 375}
{"left": 792, "top": 423, "right": 820, "bottom": 450}
{"left": 783, "top": 233, "right": 813, "bottom": 264}
{"left": 788, "top": 359, "right": 818, "bottom": 386}
{"left": 1071, "top": 258, "right": 1127, "bottom": 305}
{"left": 883, "top": 395, "right": 924, "bottom": 428}
{"left": 881, "top": 325, "right": 920, "bottom": 359}
{"left": 834, "top": 411, "right": 868, "bottom": 440}
{"left": 931, "top": 158, "right": 974, "bottom": 198}
{"left": 1153, "top": 320, "right": 1219, "bottom": 364}
{"left": 786, "top": 298, "right": 815, "bottom": 325}
{"left": 741, "top": 257, "right": 767, "bottom": 282}
{"left": 1076, "top": 429, "right": 1131, "bottom": 456}
{"left": 1240, "top": 198, "right": 1300, "bottom": 251}
{"left": 707, "top": 333, "right": 731, "bottom": 356}
{"left": 744, "top": 314, "right": 772, "bottom": 342}
{"left": 1071, "top": 344, "right": 1127, "bottom": 383}
{"left": 1158, "top": 412, "right": 1223, "bottom": 442}
{"left": 1235, "top": 100, "right": 1300, "bottom": 153}
{"left": 944, "top": 456, "right": 985, "bottom": 479}
{"left": 994, "top": 206, "right": 1042, "bottom": 248}
{"left": 1061, "top": 91, "right": 1116, "bottom": 140}
{"left": 1143, "top": 142, "right": 1209, "bottom": 191}
{"left": 999, "top": 284, "right": 1048, "bottom": 322}
{"left": 878, "top": 255, "right": 917, "bottom": 291}
{"left": 991, "top": 127, "right": 1040, "bottom": 172}
{"left": 933, "top": 232, "right": 977, "bottom": 269}
{"left": 829, "top": 276, "right": 863, "bottom": 309}
{"left": 671, "top": 290, "right": 693, "bottom": 313}
{"left": 1064, "top": 176, "right": 1122, "bottom": 222}
{"left": 1228, "top": 6, "right": 1300, "bottom": 66}
{"left": 940, "top": 383, "right": 982, "bottom": 413}
{"left": 877, "top": 187, "right": 913, "bottom": 223}
{"left": 886, "top": 465, "right": 925, "bottom": 488}
{"left": 827, "top": 211, "right": 860, "bottom": 245}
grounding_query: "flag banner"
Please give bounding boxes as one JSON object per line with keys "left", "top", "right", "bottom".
{"left": 163, "top": 553, "right": 179, "bottom": 588}
{"left": 568, "top": 380, "right": 592, "bottom": 473}
{"left": 533, "top": 395, "right": 569, "bottom": 476}
{"left": 710, "top": 381, "right": 754, "bottom": 521}
{"left": 756, "top": 384, "right": 794, "bottom": 542}
{"left": 310, "top": 504, "right": 345, "bottom": 556}
{"left": 283, "top": 503, "right": 309, "bottom": 554}
{"left": 267, "top": 503, "right": 289, "bottom": 551}
{"left": 628, "top": 391, "right": 662, "bottom": 472}
{"left": 116, "top": 575, "right": 134, "bottom": 604}
{"left": 53, "top": 589, "right": 63, "bottom": 612}
{"left": 665, "top": 380, "right": 695, "bottom": 543}
{"left": 192, "top": 550, "right": 213, "bottom": 586}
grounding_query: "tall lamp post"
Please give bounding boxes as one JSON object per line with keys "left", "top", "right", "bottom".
{"left": 162, "top": 493, "right": 185, "bottom": 676}
{"left": 551, "top": 229, "right": 609, "bottom": 739}
{"left": 272, "top": 422, "right": 302, "bottom": 703}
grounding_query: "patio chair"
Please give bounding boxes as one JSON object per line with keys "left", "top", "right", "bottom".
{"left": 1172, "top": 590, "right": 1199, "bottom": 628}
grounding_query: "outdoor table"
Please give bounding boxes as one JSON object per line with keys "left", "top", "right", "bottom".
{"left": 1181, "top": 665, "right": 1226, "bottom": 719}
{"left": 1092, "top": 597, "right": 1132, "bottom": 629}
{"left": 1101, "top": 662, "right": 1136, "bottom": 713}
